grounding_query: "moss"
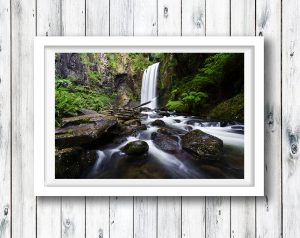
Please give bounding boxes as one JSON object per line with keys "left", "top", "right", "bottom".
{"left": 208, "top": 93, "right": 244, "bottom": 122}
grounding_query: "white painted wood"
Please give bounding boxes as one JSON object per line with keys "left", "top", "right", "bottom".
{"left": 134, "top": 197, "right": 157, "bottom": 238}
{"left": 157, "top": 197, "right": 181, "bottom": 238}
{"left": 0, "top": 0, "right": 10, "bottom": 237}
{"left": 37, "top": 197, "right": 61, "bottom": 238}
{"left": 230, "top": 1, "right": 256, "bottom": 237}
{"left": 133, "top": 2, "right": 158, "bottom": 237}
{"left": 60, "top": 1, "right": 86, "bottom": 238}
{"left": 110, "top": 0, "right": 134, "bottom": 36}
{"left": 61, "top": 0, "right": 85, "bottom": 36}
{"left": 256, "top": 0, "right": 282, "bottom": 237}
{"left": 182, "top": 0, "right": 206, "bottom": 36}
{"left": 282, "top": 0, "right": 300, "bottom": 237}
{"left": 62, "top": 197, "right": 85, "bottom": 238}
{"left": 11, "top": 0, "right": 36, "bottom": 237}
{"left": 157, "top": 3, "right": 181, "bottom": 237}
{"left": 86, "top": 197, "right": 110, "bottom": 238}
{"left": 134, "top": 0, "right": 157, "bottom": 36}
{"left": 110, "top": 197, "right": 134, "bottom": 238}
{"left": 231, "top": 0, "right": 255, "bottom": 36}
{"left": 182, "top": 197, "right": 205, "bottom": 238}
{"left": 36, "top": 1, "right": 62, "bottom": 238}
{"left": 206, "top": 0, "right": 230, "bottom": 36}
{"left": 205, "top": 2, "right": 231, "bottom": 237}
{"left": 206, "top": 197, "right": 230, "bottom": 238}
{"left": 158, "top": 0, "right": 181, "bottom": 36}
{"left": 181, "top": 2, "right": 205, "bottom": 237}
{"left": 86, "top": 0, "right": 109, "bottom": 36}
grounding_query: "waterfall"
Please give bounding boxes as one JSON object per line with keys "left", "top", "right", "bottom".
{"left": 140, "top": 62, "right": 160, "bottom": 109}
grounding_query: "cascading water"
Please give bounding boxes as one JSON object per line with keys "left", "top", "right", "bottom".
{"left": 140, "top": 62, "right": 160, "bottom": 109}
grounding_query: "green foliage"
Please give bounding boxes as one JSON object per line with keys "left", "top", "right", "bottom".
{"left": 209, "top": 93, "right": 244, "bottom": 121}
{"left": 55, "top": 78, "right": 114, "bottom": 126}
{"left": 166, "top": 100, "right": 184, "bottom": 111}
{"left": 128, "top": 53, "right": 153, "bottom": 72}
{"left": 106, "top": 53, "right": 119, "bottom": 71}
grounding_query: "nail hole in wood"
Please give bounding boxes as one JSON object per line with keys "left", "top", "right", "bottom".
{"left": 291, "top": 143, "right": 298, "bottom": 155}
{"left": 259, "top": 31, "right": 263, "bottom": 36}
{"left": 4, "top": 206, "right": 8, "bottom": 216}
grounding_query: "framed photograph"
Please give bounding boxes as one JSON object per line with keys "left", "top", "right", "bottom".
{"left": 34, "top": 37, "right": 264, "bottom": 196}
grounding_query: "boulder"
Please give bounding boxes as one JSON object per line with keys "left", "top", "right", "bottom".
{"left": 151, "top": 132, "right": 179, "bottom": 152}
{"left": 55, "top": 115, "right": 118, "bottom": 148}
{"left": 159, "top": 111, "right": 170, "bottom": 117}
{"left": 151, "top": 119, "right": 166, "bottom": 127}
{"left": 78, "top": 108, "right": 99, "bottom": 115}
{"left": 181, "top": 129, "right": 223, "bottom": 160}
{"left": 121, "top": 140, "right": 149, "bottom": 155}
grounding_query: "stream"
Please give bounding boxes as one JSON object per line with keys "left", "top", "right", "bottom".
{"left": 82, "top": 110, "right": 244, "bottom": 179}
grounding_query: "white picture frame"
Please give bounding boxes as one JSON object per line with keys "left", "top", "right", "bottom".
{"left": 34, "top": 36, "right": 264, "bottom": 196}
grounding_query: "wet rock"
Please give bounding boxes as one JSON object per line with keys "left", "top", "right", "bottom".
{"left": 186, "top": 119, "right": 203, "bottom": 126}
{"left": 151, "top": 119, "right": 166, "bottom": 127}
{"left": 174, "top": 119, "right": 181, "bottom": 123}
{"left": 151, "top": 132, "right": 179, "bottom": 152}
{"left": 200, "top": 165, "right": 226, "bottom": 178}
{"left": 139, "top": 124, "right": 147, "bottom": 130}
{"left": 55, "top": 115, "right": 118, "bottom": 148}
{"left": 121, "top": 140, "right": 149, "bottom": 155}
{"left": 78, "top": 108, "right": 99, "bottom": 115}
{"left": 159, "top": 111, "right": 170, "bottom": 117}
{"left": 181, "top": 129, "right": 223, "bottom": 160}
{"left": 139, "top": 107, "right": 152, "bottom": 112}
{"left": 157, "top": 127, "right": 186, "bottom": 136}
{"left": 55, "top": 147, "right": 83, "bottom": 178}
{"left": 124, "top": 119, "right": 141, "bottom": 126}
{"left": 149, "top": 113, "right": 163, "bottom": 119}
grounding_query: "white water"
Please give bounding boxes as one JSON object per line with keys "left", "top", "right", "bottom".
{"left": 140, "top": 62, "right": 160, "bottom": 109}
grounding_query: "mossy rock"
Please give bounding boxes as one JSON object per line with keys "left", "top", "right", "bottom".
{"left": 151, "top": 119, "right": 166, "bottom": 127}
{"left": 181, "top": 129, "right": 223, "bottom": 160}
{"left": 121, "top": 140, "right": 149, "bottom": 155}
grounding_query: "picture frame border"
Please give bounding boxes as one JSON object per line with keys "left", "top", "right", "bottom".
{"left": 34, "top": 36, "right": 264, "bottom": 196}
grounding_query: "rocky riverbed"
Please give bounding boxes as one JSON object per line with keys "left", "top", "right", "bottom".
{"left": 55, "top": 108, "right": 244, "bottom": 179}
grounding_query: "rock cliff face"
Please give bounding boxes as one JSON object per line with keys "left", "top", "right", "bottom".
{"left": 55, "top": 53, "right": 143, "bottom": 108}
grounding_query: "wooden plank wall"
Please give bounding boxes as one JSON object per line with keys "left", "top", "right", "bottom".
{"left": 0, "top": 0, "right": 295, "bottom": 237}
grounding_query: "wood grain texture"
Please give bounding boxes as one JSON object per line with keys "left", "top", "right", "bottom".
{"left": 158, "top": 0, "right": 181, "bottom": 36}
{"left": 134, "top": 0, "right": 157, "bottom": 36}
{"left": 157, "top": 197, "right": 181, "bottom": 238}
{"left": 36, "top": 1, "right": 62, "bottom": 237}
{"left": 182, "top": 197, "right": 205, "bottom": 238}
{"left": 62, "top": 197, "right": 85, "bottom": 238}
{"left": 282, "top": 0, "right": 300, "bottom": 237}
{"left": 110, "top": 197, "right": 134, "bottom": 238}
{"left": 61, "top": 1, "right": 86, "bottom": 238}
{"left": 256, "top": 0, "right": 282, "bottom": 237}
{"left": 181, "top": 2, "right": 206, "bottom": 237}
{"left": 86, "top": 0, "right": 109, "bottom": 36}
{"left": 86, "top": 197, "right": 110, "bottom": 238}
{"left": 205, "top": 1, "right": 231, "bottom": 237}
{"left": 11, "top": 0, "right": 36, "bottom": 237}
{"left": 230, "top": 1, "right": 256, "bottom": 237}
{"left": 182, "top": 0, "right": 206, "bottom": 36}
{"left": 0, "top": 0, "right": 10, "bottom": 237}
{"left": 110, "top": 0, "right": 134, "bottom": 36}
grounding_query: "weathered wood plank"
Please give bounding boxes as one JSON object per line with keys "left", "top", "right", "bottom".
{"left": 134, "top": 197, "right": 157, "bottom": 238}
{"left": 61, "top": 0, "right": 85, "bottom": 36}
{"left": 157, "top": 2, "right": 182, "bottom": 237}
{"left": 205, "top": 1, "right": 231, "bottom": 237}
{"left": 181, "top": 1, "right": 206, "bottom": 237}
{"left": 157, "top": 0, "right": 181, "bottom": 35}
{"left": 11, "top": 0, "right": 36, "bottom": 237}
{"left": 60, "top": 1, "right": 86, "bottom": 238}
{"left": 36, "top": 1, "right": 62, "bottom": 237}
{"left": 134, "top": 0, "right": 157, "bottom": 36}
{"left": 0, "top": 0, "right": 11, "bottom": 237}
{"left": 182, "top": 197, "right": 205, "bottom": 238}
{"left": 86, "top": 0, "right": 109, "bottom": 36}
{"left": 84, "top": 1, "right": 110, "bottom": 238}
{"left": 62, "top": 197, "right": 85, "bottom": 238}
{"left": 256, "top": 0, "right": 282, "bottom": 237}
{"left": 110, "top": 197, "right": 134, "bottom": 238}
{"left": 282, "top": 0, "right": 300, "bottom": 237}
{"left": 182, "top": 0, "right": 205, "bottom": 36}
{"left": 133, "top": 2, "right": 158, "bottom": 238}
{"left": 157, "top": 197, "right": 181, "bottom": 238}
{"left": 230, "top": 1, "right": 256, "bottom": 237}
{"left": 206, "top": 0, "right": 230, "bottom": 36}
{"left": 110, "top": 0, "right": 134, "bottom": 36}
{"left": 86, "top": 197, "right": 110, "bottom": 238}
